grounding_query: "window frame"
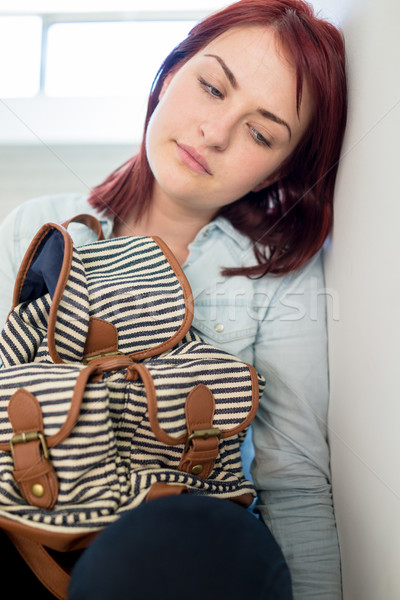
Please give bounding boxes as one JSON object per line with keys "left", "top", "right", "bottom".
{"left": 38, "top": 12, "right": 211, "bottom": 96}
{"left": 0, "top": 10, "right": 211, "bottom": 144}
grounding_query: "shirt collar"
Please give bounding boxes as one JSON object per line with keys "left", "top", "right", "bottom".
{"left": 95, "top": 213, "right": 114, "bottom": 239}
{"left": 204, "top": 216, "right": 252, "bottom": 251}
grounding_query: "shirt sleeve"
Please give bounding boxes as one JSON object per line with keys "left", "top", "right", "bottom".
{"left": 0, "top": 206, "right": 24, "bottom": 329}
{"left": 251, "top": 251, "right": 342, "bottom": 600}
{"left": 0, "top": 194, "right": 111, "bottom": 331}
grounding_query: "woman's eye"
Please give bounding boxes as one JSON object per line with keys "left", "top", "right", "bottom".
{"left": 198, "top": 78, "right": 224, "bottom": 99}
{"left": 249, "top": 126, "right": 272, "bottom": 148}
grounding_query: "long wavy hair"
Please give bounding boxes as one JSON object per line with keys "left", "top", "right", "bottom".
{"left": 88, "top": 0, "right": 347, "bottom": 276}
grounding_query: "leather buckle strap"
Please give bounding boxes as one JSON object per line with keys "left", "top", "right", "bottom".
{"left": 8, "top": 388, "right": 59, "bottom": 509}
{"left": 183, "top": 428, "right": 221, "bottom": 453}
{"left": 10, "top": 431, "right": 49, "bottom": 460}
{"left": 179, "top": 384, "right": 220, "bottom": 479}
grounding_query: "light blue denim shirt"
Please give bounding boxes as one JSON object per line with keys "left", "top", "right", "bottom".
{"left": 0, "top": 194, "right": 341, "bottom": 599}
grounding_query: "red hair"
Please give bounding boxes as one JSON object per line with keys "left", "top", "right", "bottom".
{"left": 89, "top": 0, "right": 347, "bottom": 276}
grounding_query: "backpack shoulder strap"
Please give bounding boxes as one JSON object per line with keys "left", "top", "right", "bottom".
{"left": 6, "top": 531, "right": 70, "bottom": 600}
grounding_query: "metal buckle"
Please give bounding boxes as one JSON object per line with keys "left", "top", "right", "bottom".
{"left": 10, "top": 431, "right": 49, "bottom": 461}
{"left": 183, "top": 428, "right": 221, "bottom": 453}
{"left": 83, "top": 350, "right": 125, "bottom": 364}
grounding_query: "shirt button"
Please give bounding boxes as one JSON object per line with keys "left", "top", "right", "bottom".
{"left": 203, "top": 230, "right": 210, "bottom": 237}
{"left": 214, "top": 323, "right": 224, "bottom": 333}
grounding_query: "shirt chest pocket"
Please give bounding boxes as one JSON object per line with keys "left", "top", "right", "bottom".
{"left": 191, "top": 301, "right": 257, "bottom": 363}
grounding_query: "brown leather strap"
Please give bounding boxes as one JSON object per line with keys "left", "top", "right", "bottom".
{"left": 7, "top": 389, "right": 58, "bottom": 509}
{"left": 7, "top": 531, "right": 70, "bottom": 600}
{"left": 83, "top": 317, "right": 119, "bottom": 360}
{"left": 229, "top": 493, "right": 255, "bottom": 508}
{"left": 146, "top": 482, "right": 189, "bottom": 502}
{"left": 179, "top": 384, "right": 220, "bottom": 479}
{"left": 62, "top": 213, "right": 105, "bottom": 241}
{"left": 0, "top": 363, "right": 112, "bottom": 457}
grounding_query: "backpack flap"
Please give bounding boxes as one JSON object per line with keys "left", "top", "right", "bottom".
{"left": 78, "top": 235, "right": 193, "bottom": 362}
{"left": 123, "top": 339, "right": 265, "bottom": 504}
{"left": 0, "top": 216, "right": 194, "bottom": 366}
{"left": 0, "top": 222, "right": 90, "bottom": 366}
{"left": 0, "top": 360, "right": 128, "bottom": 547}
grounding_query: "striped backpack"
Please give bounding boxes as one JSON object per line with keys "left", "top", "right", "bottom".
{"left": 0, "top": 214, "right": 264, "bottom": 599}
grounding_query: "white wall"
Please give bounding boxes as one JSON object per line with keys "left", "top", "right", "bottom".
{"left": 0, "top": 145, "right": 135, "bottom": 222}
{"left": 322, "top": 0, "right": 400, "bottom": 598}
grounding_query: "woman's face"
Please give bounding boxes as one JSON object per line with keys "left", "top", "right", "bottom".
{"left": 145, "top": 25, "right": 313, "bottom": 218}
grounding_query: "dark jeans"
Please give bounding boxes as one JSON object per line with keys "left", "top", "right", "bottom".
{"left": 68, "top": 495, "right": 292, "bottom": 600}
{"left": 1, "top": 495, "right": 292, "bottom": 599}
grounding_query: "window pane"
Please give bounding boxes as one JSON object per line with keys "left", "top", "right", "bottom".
{"left": 0, "top": 17, "right": 42, "bottom": 98}
{"left": 45, "top": 21, "right": 197, "bottom": 97}
{"left": 0, "top": 1, "right": 228, "bottom": 11}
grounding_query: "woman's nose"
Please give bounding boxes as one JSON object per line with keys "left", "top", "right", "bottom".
{"left": 200, "top": 116, "right": 233, "bottom": 151}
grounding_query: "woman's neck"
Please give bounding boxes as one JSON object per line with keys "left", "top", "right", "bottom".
{"left": 113, "top": 194, "right": 216, "bottom": 265}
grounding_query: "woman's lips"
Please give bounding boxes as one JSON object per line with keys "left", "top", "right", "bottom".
{"left": 176, "top": 143, "right": 212, "bottom": 175}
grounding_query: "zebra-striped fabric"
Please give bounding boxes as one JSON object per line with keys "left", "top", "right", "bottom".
{"left": 0, "top": 228, "right": 190, "bottom": 366}
{"left": 0, "top": 218, "right": 264, "bottom": 540}
{"left": 78, "top": 236, "right": 189, "bottom": 356}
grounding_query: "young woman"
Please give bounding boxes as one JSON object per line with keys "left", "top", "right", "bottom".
{"left": 0, "top": 1, "right": 347, "bottom": 598}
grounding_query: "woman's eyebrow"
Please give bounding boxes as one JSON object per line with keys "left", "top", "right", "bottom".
{"left": 204, "top": 53, "right": 292, "bottom": 140}
{"left": 204, "top": 53, "right": 238, "bottom": 88}
{"left": 257, "top": 108, "right": 292, "bottom": 140}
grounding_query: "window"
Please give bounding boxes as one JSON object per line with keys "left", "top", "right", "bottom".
{"left": 45, "top": 21, "right": 196, "bottom": 98}
{"left": 0, "top": 17, "right": 42, "bottom": 97}
{"left": 0, "top": 4, "right": 231, "bottom": 143}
